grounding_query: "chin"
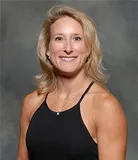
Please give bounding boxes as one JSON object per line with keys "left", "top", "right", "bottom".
{"left": 54, "top": 66, "right": 84, "bottom": 78}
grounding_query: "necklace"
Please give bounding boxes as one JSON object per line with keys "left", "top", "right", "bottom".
{"left": 55, "top": 81, "right": 89, "bottom": 116}
{"left": 56, "top": 96, "right": 74, "bottom": 115}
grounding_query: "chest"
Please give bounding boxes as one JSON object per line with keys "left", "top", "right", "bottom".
{"left": 26, "top": 104, "right": 98, "bottom": 159}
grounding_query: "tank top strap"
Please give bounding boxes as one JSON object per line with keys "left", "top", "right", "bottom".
{"left": 45, "top": 81, "right": 94, "bottom": 104}
{"left": 78, "top": 81, "right": 94, "bottom": 104}
{"left": 45, "top": 93, "right": 48, "bottom": 101}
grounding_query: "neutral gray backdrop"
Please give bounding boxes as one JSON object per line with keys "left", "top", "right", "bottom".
{"left": 1, "top": 0, "right": 138, "bottom": 160}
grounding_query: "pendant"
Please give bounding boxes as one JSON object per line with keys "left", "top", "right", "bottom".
{"left": 57, "top": 112, "right": 60, "bottom": 115}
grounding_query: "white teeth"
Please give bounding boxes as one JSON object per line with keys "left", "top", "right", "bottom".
{"left": 60, "top": 57, "right": 76, "bottom": 62}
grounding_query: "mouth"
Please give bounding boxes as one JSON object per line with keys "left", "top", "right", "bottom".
{"left": 59, "top": 56, "right": 77, "bottom": 62}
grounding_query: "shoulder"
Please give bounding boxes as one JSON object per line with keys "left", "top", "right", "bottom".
{"left": 91, "top": 82, "right": 127, "bottom": 129}
{"left": 22, "top": 90, "right": 41, "bottom": 110}
{"left": 91, "top": 82, "right": 122, "bottom": 111}
{"left": 91, "top": 83, "right": 127, "bottom": 158}
{"left": 23, "top": 90, "right": 42, "bottom": 105}
{"left": 21, "top": 90, "right": 46, "bottom": 121}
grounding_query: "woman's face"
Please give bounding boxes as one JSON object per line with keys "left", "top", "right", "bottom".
{"left": 48, "top": 16, "right": 88, "bottom": 76}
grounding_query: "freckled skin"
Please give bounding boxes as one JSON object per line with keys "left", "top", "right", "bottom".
{"left": 48, "top": 16, "right": 88, "bottom": 75}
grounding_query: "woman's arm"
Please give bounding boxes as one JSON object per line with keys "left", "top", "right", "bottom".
{"left": 96, "top": 93, "right": 127, "bottom": 160}
{"left": 17, "top": 96, "right": 30, "bottom": 160}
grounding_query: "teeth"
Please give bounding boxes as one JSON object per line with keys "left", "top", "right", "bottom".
{"left": 60, "top": 57, "right": 76, "bottom": 62}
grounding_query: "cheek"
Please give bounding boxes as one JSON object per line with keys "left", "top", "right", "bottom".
{"left": 74, "top": 43, "right": 87, "bottom": 54}
{"left": 49, "top": 42, "right": 64, "bottom": 54}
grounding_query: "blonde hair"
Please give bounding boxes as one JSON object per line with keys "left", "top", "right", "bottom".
{"left": 34, "top": 5, "right": 109, "bottom": 94}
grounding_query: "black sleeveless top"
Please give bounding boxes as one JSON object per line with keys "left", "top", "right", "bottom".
{"left": 26, "top": 82, "right": 98, "bottom": 160}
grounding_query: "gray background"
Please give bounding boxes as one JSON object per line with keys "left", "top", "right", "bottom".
{"left": 1, "top": 0, "right": 138, "bottom": 160}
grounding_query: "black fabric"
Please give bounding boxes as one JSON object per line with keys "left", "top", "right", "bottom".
{"left": 26, "top": 81, "right": 98, "bottom": 160}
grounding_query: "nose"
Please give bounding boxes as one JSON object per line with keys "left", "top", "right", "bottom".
{"left": 64, "top": 40, "right": 73, "bottom": 54}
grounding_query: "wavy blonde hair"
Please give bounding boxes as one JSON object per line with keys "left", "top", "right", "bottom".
{"left": 34, "top": 5, "right": 109, "bottom": 94}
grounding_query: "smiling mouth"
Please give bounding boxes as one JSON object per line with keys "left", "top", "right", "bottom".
{"left": 59, "top": 56, "right": 77, "bottom": 62}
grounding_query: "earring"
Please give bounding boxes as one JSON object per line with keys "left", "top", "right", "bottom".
{"left": 46, "top": 52, "right": 50, "bottom": 59}
{"left": 47, "top": 55, "right": 50, "bottom": 59}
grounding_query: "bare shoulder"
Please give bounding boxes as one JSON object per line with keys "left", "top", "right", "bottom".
{"left": 23, "top": 90, "right": 43, "bottom": 107}
{"left": 92, "top": 83, "right": 123, "bottom": 111}
{"left": 18, "top": 90, "right": 46, "bottom": 159}
{"left": 91, "top": 84, "right": 127, "bottom": 159}
{"left": 21, "top": 90, "right": 45, "bottom": 121}
{"left": 92, "top": 82, "right": 127, "bottom": 129}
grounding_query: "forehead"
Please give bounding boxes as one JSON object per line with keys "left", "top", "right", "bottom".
{"left": 50, "top": 16, "right": 83, "bottom": 35}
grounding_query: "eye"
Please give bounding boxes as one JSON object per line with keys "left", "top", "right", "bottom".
{"left": 55, "top": 36, "right": 63, "bottom": 41}
{"left": 73, "top": 36, "right": 82, "bottom": 41}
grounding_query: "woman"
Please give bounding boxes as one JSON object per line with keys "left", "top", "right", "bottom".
{"left": 18, "top": 5, "right": 127, "bottom": 160}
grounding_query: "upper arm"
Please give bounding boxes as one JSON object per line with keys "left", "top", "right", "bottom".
{"left": 17, "top": 95, "right": 31, "bottom": 160}
{"left": 96, "top": 94, "right": 127, "bottom": 160}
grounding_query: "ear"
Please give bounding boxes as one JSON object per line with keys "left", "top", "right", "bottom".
{"left": 85, "top": 50, "right": 90, "bottom": 59}
{"left": 46, "top": 51, "right": 50, "bottom": 59}
{"left": 85, "top": 51, "right": 90, "bottom": 63}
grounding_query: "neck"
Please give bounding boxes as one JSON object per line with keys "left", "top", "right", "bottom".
{"left": 55, "top": 71, "right": 91, "bottom": 96}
